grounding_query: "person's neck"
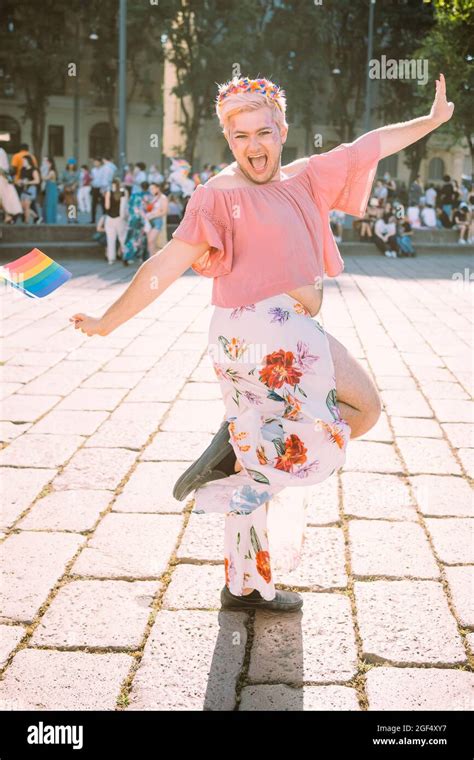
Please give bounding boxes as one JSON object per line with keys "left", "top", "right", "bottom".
{"left": 233, "top": 161, "right": 287, "bottom": 186}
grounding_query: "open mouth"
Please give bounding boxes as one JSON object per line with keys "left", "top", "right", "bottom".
{"left": 248, "top": 154, "right": 268, "bottom": 172}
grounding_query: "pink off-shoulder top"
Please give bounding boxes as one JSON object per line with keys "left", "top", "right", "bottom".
{"left": 172, "top": 130, "right": 381, "bottom": 308}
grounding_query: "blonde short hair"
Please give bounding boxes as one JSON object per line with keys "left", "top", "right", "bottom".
{"left": 216, "top": 76, "right": 288, "bottom": 139}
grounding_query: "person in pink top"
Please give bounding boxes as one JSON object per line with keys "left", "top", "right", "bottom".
{"left": 70, "top": 73, "right": 454, "bottom": 612}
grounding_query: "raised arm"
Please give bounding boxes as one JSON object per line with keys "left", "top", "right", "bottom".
{"left": 70, "top": 237, "right": 210, "bottom": 336}
{"left": 358, "top": 72, "right": 454, "bottom": 160}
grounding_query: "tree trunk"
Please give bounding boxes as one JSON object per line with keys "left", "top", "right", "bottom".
{"left": 25, "top": 85, "right": 47, "bottom": 159}
{"left": 404, "top": 134, "right": 431, "bottom": 185}
{"left": 31, "top": 108, "right": 46, "bottom": 161}
{"left": 106, "top": 96, "right": 118, "bottom": 160}
{"left": 466, "top": 132, "right": 474, "bottom": 184}
{"left": 185, "top": 114, "right": 201, "bottom": 166}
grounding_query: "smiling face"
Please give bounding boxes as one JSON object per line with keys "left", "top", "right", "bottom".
{"left": 225, "top": 105, "right": 288, "bottom": 185}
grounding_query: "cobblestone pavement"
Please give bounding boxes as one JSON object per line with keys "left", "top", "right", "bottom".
{"left": 0, "top": 253, "right": 472, "bottom": 712}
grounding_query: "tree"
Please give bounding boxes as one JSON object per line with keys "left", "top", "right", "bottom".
{"left": 86, "top": 0, "right": 170, "bottom": 158}
{"left": 160, "top": 0, "right": 278, "bottom": 164}
{"left": 370, "top": 0, "right": 435, "bottom": 183}
{"left": 418, "top": 0, "right": 474, "bottom": 181}
{"left": 0, "top": 0, "right": 71, "bottom": 158}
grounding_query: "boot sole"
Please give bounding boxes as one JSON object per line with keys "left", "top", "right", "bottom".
{"left": 221, "top": 588, "right": 303, "bottom": 612}
{"left": 221, "top": 601, "right": 303, "bottom": 612}
{"left": 173, "top": 420, "right": 234, "bottom": 501}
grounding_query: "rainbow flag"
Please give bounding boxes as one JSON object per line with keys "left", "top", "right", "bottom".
{"left": 0, "top": 248, "right": 72, "bottom": 299}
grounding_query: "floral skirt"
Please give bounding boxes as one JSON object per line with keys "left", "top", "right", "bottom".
{"left": 192, "top": 292, "right": 351, "bottom": 600}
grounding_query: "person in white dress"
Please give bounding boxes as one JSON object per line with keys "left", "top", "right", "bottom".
{"left": 0, "top": 147, "right": 22, "bottom": 222}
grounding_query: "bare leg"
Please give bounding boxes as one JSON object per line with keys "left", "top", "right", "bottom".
{"left": 147, "top": 229, "right": 159, "bottom": 257}
{"left": 325, "top": 331, "right": 382, "bottom": 438}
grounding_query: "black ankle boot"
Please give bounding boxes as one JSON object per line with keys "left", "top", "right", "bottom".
{"left": 173, "top": 420, "right": 236, "bottom": 501}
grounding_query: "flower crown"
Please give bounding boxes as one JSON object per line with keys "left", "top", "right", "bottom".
{"left": 216, "top": 77, "right": 286, "bottom": 113}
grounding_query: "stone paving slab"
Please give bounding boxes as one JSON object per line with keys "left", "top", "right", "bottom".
{"left": 0, "top": 394, "right": 62, "bottom": 422}
{"left": 162, "top": 564, "right": 225, "bottom": 609}
{"left": 52, "top": 447, "right": 137, "bottom": 491}
{"left": 248, "top": 593, "right": 358, "bottom": 684}
{"left": 126, "top": 610, "right": 248, "bottom": 711}
{"left": 358, "top": 411, "right": 393, "bottom": 443}
{"left": 0, "top": 624, "right": 26, "bottom": 668}
{"left": 425, "top": 517, "right": 474, "bottom": 564}
{"left": 396, "top": 436, "right": 462, "bottom": 475}
{"left": 304, "top": 476, "right": 340, "bottom": 524}
{"left": 343, "top": 441, "right": 404, "bottom": 474}
{"left": 0, "top": 650, "right": 132, "bottom": 710}
{"left": 409, "top": 474, "right": 473, "bottom": 517}
{"left": 365, "top": 666, "right": 474, "bottom": 711}
{"left": 354, "top": 580, "right": 466, "bottom": 666}
{"left": 341, "top": 472, "right": 416, "bottom": 521}
{"left": 391, "top": 416, "right": 443, "bottom": 438}
{"left": 30, "top": 409, "right": 108, "bottom": 436}
{"left": 160, "top": 399, "right": 225, "bottom": 432}
{"left": 70, "top": 513, "right": 183, "bottom": 578}
{"left": 112, "top": 461, "right": 186, "bottom": 513}
{"left": 0, "top": 433, "right": 84, "bottom": 468}
{"left": 0, "top": 420, "right": 32, "bottom": 443}
{"left": 441, "top": 423, "right": 473, "bottom": 449}
{"left": 139, "top": 430, "right": 214, "bottom": 461}
{"left": 30, "top": 579, "right": 161, "bottom": 648}
{"left": 278, "top": 527, "right": 347, "bottom": 589}
{"left": 176, "top": 513, "right": 225, "bottom": 562}
{"left": 349, "top": 520, "right": 440, "bottom": 579}
{"left": 0, "top": 531, "right": 85, "bottom": 623}
{"left": 444, "top": 566, "right": 474, "bottom": 628}
{"left": 239, "top": 683, "right": 361, "bottom": 710}
{"left": 458, "top": 447, "right": 474, "bottom": 478}
{"left": 16, "top": 489, "right": 112, "bottom": 532}
{"left": 1, "top": 466, "right": 57, "bottom": 529}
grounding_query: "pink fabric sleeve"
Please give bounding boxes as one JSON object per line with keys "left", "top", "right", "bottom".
{"left": 171, "top": 185, "right": 233, "bottom": 278}
{"left": 307, "top": 130, "right": 381, "bottom": 218}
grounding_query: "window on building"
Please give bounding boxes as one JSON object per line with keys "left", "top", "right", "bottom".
{"left": 0, "top": 59, "right": 15, "bottom": 98}
{"left": 89, "top": 123, "right": 112, "bottom": 159}
{"left": 48, "top": 125, "right": 64, "bottom": 157}
{"left": 428, "top": 157, "right": 445, "bottom": 181}
{"left": 0, "top": 115, "right": 21, "bottom": 153}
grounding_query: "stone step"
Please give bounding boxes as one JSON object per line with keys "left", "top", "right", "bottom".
{"left": 1, "top": 240, "right": 471, "bottom": 263}
{"left": 342, "top": 227, "right": 461, "bottom": 244}
{"left": 339, "top": 242, "right": 474, "bottom": 256}
{"left": 0, "top": 224, "right": 98, "bottom": 243}
{"left": 0, "top": 222, "right": 472, "bottom": 261}
{"left": 0, "top": 240, "right": 103, "bottom": 260}
{"left": 0, "top": 223, "right": 464, "bottom": 245}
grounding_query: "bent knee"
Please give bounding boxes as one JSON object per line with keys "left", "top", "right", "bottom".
{"left": 365, "top": 387, "right": 382, "bottom": 427}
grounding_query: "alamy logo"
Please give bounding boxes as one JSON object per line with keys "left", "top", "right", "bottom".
{"left": 27, "top": 721, "right": 83, "bottom": 750}
{"left": 369, "top": 55, "right": 428, "bottom": 86}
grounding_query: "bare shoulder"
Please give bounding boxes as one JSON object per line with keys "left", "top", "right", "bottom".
{"left": 281, "top": 156, "right": 310, "bottom": 178}
{"left": 204, "top": 164, "right": 254, "bottom": 189}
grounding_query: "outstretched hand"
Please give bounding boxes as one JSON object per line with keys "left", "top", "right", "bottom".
{"left": 430, "top": 73, "right": 454, "bottom": 126}
{"left": 69, "top": 313, "right": 109, "bottom": 337}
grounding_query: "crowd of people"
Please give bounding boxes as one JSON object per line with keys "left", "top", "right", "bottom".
{"left": 332, "top": 172, "right": 473, "bottom": 258}
{"left": 0, "top": 144, "right": 228, "bottom": 264}
{"left": 1, "top": 144, "right": 472, "bottom": 263}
